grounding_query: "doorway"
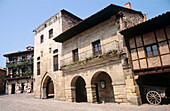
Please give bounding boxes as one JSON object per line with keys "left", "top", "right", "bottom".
{"left": 11, "top": 84, "right": 15, "bottom": 94}
{"left": 21, "top": 83, "right": 24, "bottom": 93}
{"left": 46, "top": 78, "right": 54, "bottom": 98}
{"left": 75, "top": 77, "right": 87, "bottom": 102}
{"left": 91, "top": 71, "right": 115, "bottom": 103}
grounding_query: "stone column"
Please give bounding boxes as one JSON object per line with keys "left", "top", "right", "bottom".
{"left": 112, "top": 83, "right": 127, "bottom": 103}
{"left": 41, "top": 88, "right": 47, "bottom": 99}
{"left": 65, "top": 86, "right": 76, "bottom": 102}
{"left": 8, "top": 84, "right": 11, "bottom": 95}
{"left": 86, "top": 84, "right": 96, "bottom": 103}
{"left": 125, "top": 76, "right": 142, "bottom": 105}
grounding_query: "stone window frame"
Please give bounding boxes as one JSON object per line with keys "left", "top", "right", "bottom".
{"left": 49, "top": 29, "right": 53, "bottom": 39}
{"left": 72, "top": 48, "right": 79, "bottom": 62}
{"left": 37, "top": 62, "right": 40, "bottom": 76}
{"left": 92, "top": 40, "right": 102, "bottom": 56}
{"left": 53, "top": 49, "right": 58, "bottom": 54}
{"left": 37, "top": 57, "right": 40, "bottom": 76}
{"left": 40, "top": 35, "right": 44, "bottom": 43}
{"left": 53, "top": 55, "right": 58, "bottom": 71}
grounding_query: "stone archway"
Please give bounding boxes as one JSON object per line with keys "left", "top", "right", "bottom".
{"left": 91, "top": 71, "right": 115, "bottom": 103}
{"left": 71, "top": 76, "right": 87, "bottom": 102}
{"left": 41, "top": 75, "right": 54, "bottom": 99}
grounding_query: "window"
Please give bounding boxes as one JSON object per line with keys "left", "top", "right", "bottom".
{"left": 22, "top": 56, "right": 26, "bottom": 61}
{"left": 49, "top": 29, "right": 53, "bottom": 39}
{"left": 92, "top": 40, "right": 102, "bottom": 56}
{"left": 44, "top": 24, "right": 47, "bottom": 28}
{"left": 49, "top": 48, "right": 52, "bottom": 53}
{"left": 40, "top": 35, "right": 44, "bottom": 43}
{"left": 145, "top": 44, "right": 159, "bottom": 57}
{"left": 37, "top": 57, "right": 40, "bottom": 61}
{"left": 53, "top": 55, "right": 58, "bottom": 71}
{"left": 53, "top": 49, "right": 58, "bottom": 54}
{"left": 41, "top": 51, "right": 43, "bottom": 57}
{"left": 72, "top": 49, "right": 79, "bottom": 62}
{"left": 12, "top": 69, "right": 16, "bottom": 75}
{"left": 21, "top": 68, "right": 25, "bottom": 74}
{"left": 37, "top": 62, "right": 40, "bottom": 75}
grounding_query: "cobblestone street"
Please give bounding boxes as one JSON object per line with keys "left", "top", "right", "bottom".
{"left": 0, "top": 93, "right": 169, "bottom": 111}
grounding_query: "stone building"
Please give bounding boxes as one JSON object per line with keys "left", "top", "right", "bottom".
{"left": 0, "top": 67, "right": 6, "bottom": 94}
{"left": 3, "top": 46, "right": 34, "bottom": 94}
{"left": 120, "top": 12, "right": 170, "bottom": 104}
{"left": 34, "top": 3, "right": 145, "bottom": 105}
{"left": 33, "top": 9, "right": 82, "bottom": 99}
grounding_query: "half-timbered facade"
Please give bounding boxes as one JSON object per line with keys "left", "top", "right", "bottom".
{"left": 120, "top": 12, "right": 170, "bottom": 104}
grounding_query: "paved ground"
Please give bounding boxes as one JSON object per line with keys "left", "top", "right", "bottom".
{"left": 0, "top": 93, "right": 170, "bottom": 111}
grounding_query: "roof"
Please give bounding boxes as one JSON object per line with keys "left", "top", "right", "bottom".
{"left": 120, "top": 12, "right": 170, "bottom": 37}
{"left": 61, "top": 9, "right": 82, "bottom": 21}
{"left": 33, "top": 9, "right": 82, "bottom": 32}
{"left": 53, "top": 4, "right": 143, "bottom": 42}
{"left": 3, "top": 49, "right": 34, "bottom": 57}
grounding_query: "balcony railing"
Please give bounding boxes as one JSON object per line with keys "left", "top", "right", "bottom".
{"left": 6, "top": 59, "right": 33, "bottom": 68}
{"left": 6, "top": 71, "right": 33, "bottom": 79}
{"left": 61, "top": 40, "right": 120, "bottom": 69}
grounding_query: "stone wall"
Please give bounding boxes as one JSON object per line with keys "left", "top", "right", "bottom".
{"left": 64, "top": 60, "right": 127, "bottom": 103}
{"left": 61, "top": 10, "right": 144, "bottom": 105}
{"left": 33, "top": 10, "right": 81, "bottom": 100}
{"left": 33, "top": 7, "right": 144, "bottom": 105}
{"left": 0, "top": 70, "right": 6, "bottom": 94}
{"left": 7, "top": 78, "right": 32, "bottom": 94}
{"left": 62, "top": 17, "right": 120, "bottom": 66}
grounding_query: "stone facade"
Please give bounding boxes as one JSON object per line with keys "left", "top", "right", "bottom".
{"left": 59, "top": 10, "right": 143, "bottom": 104}
{"left": 0, "top": 67, "right": 6, "bottom": 94}
{"left": 34, "top": 4, "right": 144, "bottom": 105}
{"left": 4, "top": 46, "right": 34, "bottom": 94}
{"left": 7, "top": 78, "right": 32, "bottom": 94}
{"left": 33, "top": 10, "right": 81, "bottom": 100}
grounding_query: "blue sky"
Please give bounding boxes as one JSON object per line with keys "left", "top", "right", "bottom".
{"left": 0, "top": 0, "right": 169, "bottom": 67}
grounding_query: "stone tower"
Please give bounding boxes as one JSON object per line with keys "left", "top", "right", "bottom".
{"left": 33, "top": 10, "right": 81, "bottom": 99}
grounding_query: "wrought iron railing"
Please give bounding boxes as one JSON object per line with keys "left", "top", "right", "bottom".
{"left": 6, "top": 59, "right": 33, "bottom": 68}
{"left": 61, "top": 40, "right": 120, "bottom": 67}
{"left": 6, "top": 71, "right": 33, "bottom": 79}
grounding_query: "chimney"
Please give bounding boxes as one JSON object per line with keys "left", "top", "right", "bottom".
{"left": 26, "top": 46, "right": 34, "bottom": 50}
{"left": 143, "top": 13, "right": 147, "bottom": 22}
{"left": 125, "top": 2, "right": 131, "bottom": 9}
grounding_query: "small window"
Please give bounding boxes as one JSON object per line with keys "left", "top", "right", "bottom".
{"left": 37, "top": 62, "right": 40, "bottom": 75}
{"left": 49, "top": 29, "right": 53, "bottom": 39}
{"left": 53, "top": 55, "right": 58, "bottom": 71}
{"left": 53, "top": 49, "right": 58, "bottom": 54}
{"left": 22, "top": 68, "right": 25, "bottom": 74}
{"left": 49, "top": 48, "right": 52, "bottom": 53}
{"left": 72, "top": 49, "right": 79, "bottom": 62}
{"left": 41, "top": 51, "right": 43, "bottom": 57}
{"left": 37, "top": 57, "right": 40, "bottom": 61}
{"left": 92, "top": 40, "right": 102, "bottom": 56}
{"left": 145, "top": 44, "right": 159, "bottom": 57}
{"left": 22, "top": 56, "right": 26, "bottom": 61}
{"left": 44, "top": 24, "right": 47, "bottom": 28}
{"left": 40, "top": 35, "right": 44, "bottom": 43}
{"left": 12, "top": 69, "right": 17, "bottom": 75}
